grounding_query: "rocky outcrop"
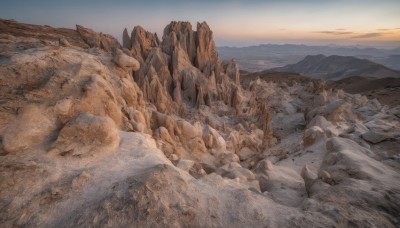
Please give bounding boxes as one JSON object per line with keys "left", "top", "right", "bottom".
{"left": 76, "top": 25, "right": 121, "bottom": 52}
{"left": 50, "top": 113, "right": 120, "bottom": 157}
{"left": 1, "top": 19, "right": 399, "bottom": 228}
{"left": 113, "top": 49, "right": 140, "bottom": 70}
{"left": 195, "top": 22, "right": 219, "bottom": 77}
{"left": 162, "top": 21, "right": 196, "bottom": 63}
{"left": 130, "top": 26, "right": 159, "bottom": 62}
{"left": 225, "top": 59, "right": 241, "bottom": 86}
{"left": 126, "top": 20, "right": 241, "bottom": 117}
{"left": 122, "top": 28, "right": 131, "bottom": 49}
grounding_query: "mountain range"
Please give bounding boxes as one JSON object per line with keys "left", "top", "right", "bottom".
{"left": 218, "top": 44, "right": 400, "bottom": 72}
{"left": 270, "top": 54, "right": 400, "bottom": 80}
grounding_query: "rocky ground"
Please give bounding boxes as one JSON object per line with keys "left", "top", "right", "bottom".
{"left": 0, "top": 19, "right": 400, "bottom": 227}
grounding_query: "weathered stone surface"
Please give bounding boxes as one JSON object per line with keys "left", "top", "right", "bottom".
{"left": 76, "top": 25, "right": 121, "bottom": 52}
{"left": 362, "top": 130, "right": 392, "bottom": 144}
{"left": 130, "top": 26, "right": 159, "bottom": 62}
{"left": 195, "top": 22, "right": 218, "bottom": 77}
{"left": 303, "top": 126, "right": 325, "bottom": 147}
{"left": 122, "top": 28, "right": 131, "bottom": 49}
{"left": 113, "top": 49, "right": 140, "bottom": 70}
{"left": 3, "top": 105, "right": 56, "bottom": 153}
{"left": 162, "top": 21, "right": 196, "bottom": 63}
{"left": 1, "top": 19, "right": 400, "bottom": 228}
{"left": 50, "top": 113, "right": 120, "bottom": 157}
{"left": 225, "top": 59, "right": 240, "bottom": 86}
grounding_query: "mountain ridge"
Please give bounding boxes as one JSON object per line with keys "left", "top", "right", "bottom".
{"left": 270, "top": 54, "right": 400, "bottom": 80}
{"left": 218, "top": 44, "right": 400, "bottom": 72}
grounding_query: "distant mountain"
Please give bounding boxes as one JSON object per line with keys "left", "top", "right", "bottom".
{"left": 218, "top": 44, "right": 400, "bottom": 72}
{"left": 270, "top": 55, "right": 400, "bottom": 80}
{"left": 375, "top": 55, "right": 400, "bottom": 71}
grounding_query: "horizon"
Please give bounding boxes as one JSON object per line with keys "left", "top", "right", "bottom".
{"left": 1, "top": 0, "right": 400, "bottom": 48}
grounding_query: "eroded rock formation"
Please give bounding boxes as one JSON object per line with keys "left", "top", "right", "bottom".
{"left": 0, "top": 19, "right": 399, "bottom": 227}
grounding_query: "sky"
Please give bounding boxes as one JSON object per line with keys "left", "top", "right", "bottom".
{"left": 1, "top": 0, "right": 400, "bottom": 48}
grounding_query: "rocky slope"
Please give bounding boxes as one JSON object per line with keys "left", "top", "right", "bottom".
{"left": 327, "top": 76, "right": 400, "bottom": 106}
{"left": 0, "top": 19, "right": 400, "bottom": 227}
{"left": 271, "top": 54, "right": 400, "bottom": 80}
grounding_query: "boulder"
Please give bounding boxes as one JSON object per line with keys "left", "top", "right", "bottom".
{"left": 301, "top": 165, "right": 317, "bottom": 196}
{"left": 202, "top": 125, "right": 226, "bottom": 153}
{"left": 177, "top": 159, "right": 195, "bottom": 172}
{"left": 218, "top": 151, "right": 240, "bottom": 165}
{"left": 113, "top": 49, "right": 140, "bottom": 70}
{"left": 303, "top": 126, "right": 325, "bottom": 147}
{"left": 362, "top": 131, "right": 392, "bottom": 144}
{"left": 50, "top": 113, "right": 120, "bottom": 158}
{"left": 58, "top": 38, "right": 70, "bottom": 47}
{"left": 216, "top": 162, "right": 260, "bottom": 192}
{"left": 313, "top": 90, "right": 328, "bottom": 107}
{"left": 237, "top": 147, "right": 257, "bottom": 161}
{"left": 54, "top": 98, "right": 73, "bottom": 116}
{"left": 256, "top": 160, "right": 306, "bottom": 207}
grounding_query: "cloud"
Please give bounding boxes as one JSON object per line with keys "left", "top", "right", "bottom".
{"left": 335, "top": 28, "right": 346, "bottom": 31}
{"left": 352, "top": 33, "right": 383, "bottom": 38}
{"left": 377, "top": 28, "right": 400, "bottom": 31}
{"left": 313, "top": 30, "right": 353, "bottom": 35}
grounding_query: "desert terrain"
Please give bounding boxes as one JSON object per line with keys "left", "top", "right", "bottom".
{"left": 0, "top": 19, "right": 399, "bottom": 227}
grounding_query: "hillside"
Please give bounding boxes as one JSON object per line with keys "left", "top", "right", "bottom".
{"left": 271, "top": 54, "right": 400, "bottom": 80}
{"left": 327, "top": 76, "right": 400, "bottom": 106}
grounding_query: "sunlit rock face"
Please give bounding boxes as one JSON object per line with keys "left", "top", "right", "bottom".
{"left": 0, "top": 19, "right": 399, "bottom": 227}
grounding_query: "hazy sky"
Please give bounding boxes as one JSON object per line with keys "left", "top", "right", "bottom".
{"left": 1, "top": 0, "right": 400, "bottom": 47}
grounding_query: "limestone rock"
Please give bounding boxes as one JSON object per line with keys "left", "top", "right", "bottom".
{"left": 362, "top": 130, "right": 392, "bottom": 144}
{"left": 313, "top": 90, "right": 328, "bottom": 107}
{"left": 54, "top": 98, "right": 73, "bottom": 116}
{"left": 158, "top": 126, "right": 174, "bottom": 144}
{"left": 3, "top": 105, "right": 56, "bottom": 153}
{"left": 113, "top": 49, "right": 140, "bottom": 70}
{"left": 130, "top": 26, "right": 159, "bottom": 62}
{"left": 162, "top": 21, "right": 197, "bottom": 63}
{"left": 58, "top": 38, "right": 70, "bottom": 47}
{"left": 301, "top": 165, "right": 317, "bottom": 196}
{"left": 225, "top": 59, "right": 240, "bottom": 86}
{"left": 237, "top": 147, "right": 257, "bottom": 161}
{"left": 122, "top": 28, "right": 131, "bottom": 49}
{"left": 303, "top": 126, "right": 325, "bottom": 147}
{"left": 231, "top": 87, "right": 243, "bottom": 115}
{"left": 216, "top": 162, "right": 260, "bottom": 191}
{"left": 202, "top": 124, "right": 226, "bottom": 153}
{"left": 76, "top": 25, "right": 121, "bottom": 52}
{"left": 2, "top": 19, "right": 400, "bottom": 228}
{"left": 262, "top": 104, "right": 275, "bottom": 146}
{"left": 177, "top": 159, "right": 195, "bottom": 172}
{"left": 218, "top": 151, "right": 240, "bottom": 165}
{"left": 50, "top": 113, "right": 120, "bottom": 157}
{"left": 260, "top": 161, "right": 306, "bottom": 207}
{"left": 195, "top": 22, "right": 219, "bottom": 77}
{"left": 152, "top": 112, "right": 177, "bottom": 138}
